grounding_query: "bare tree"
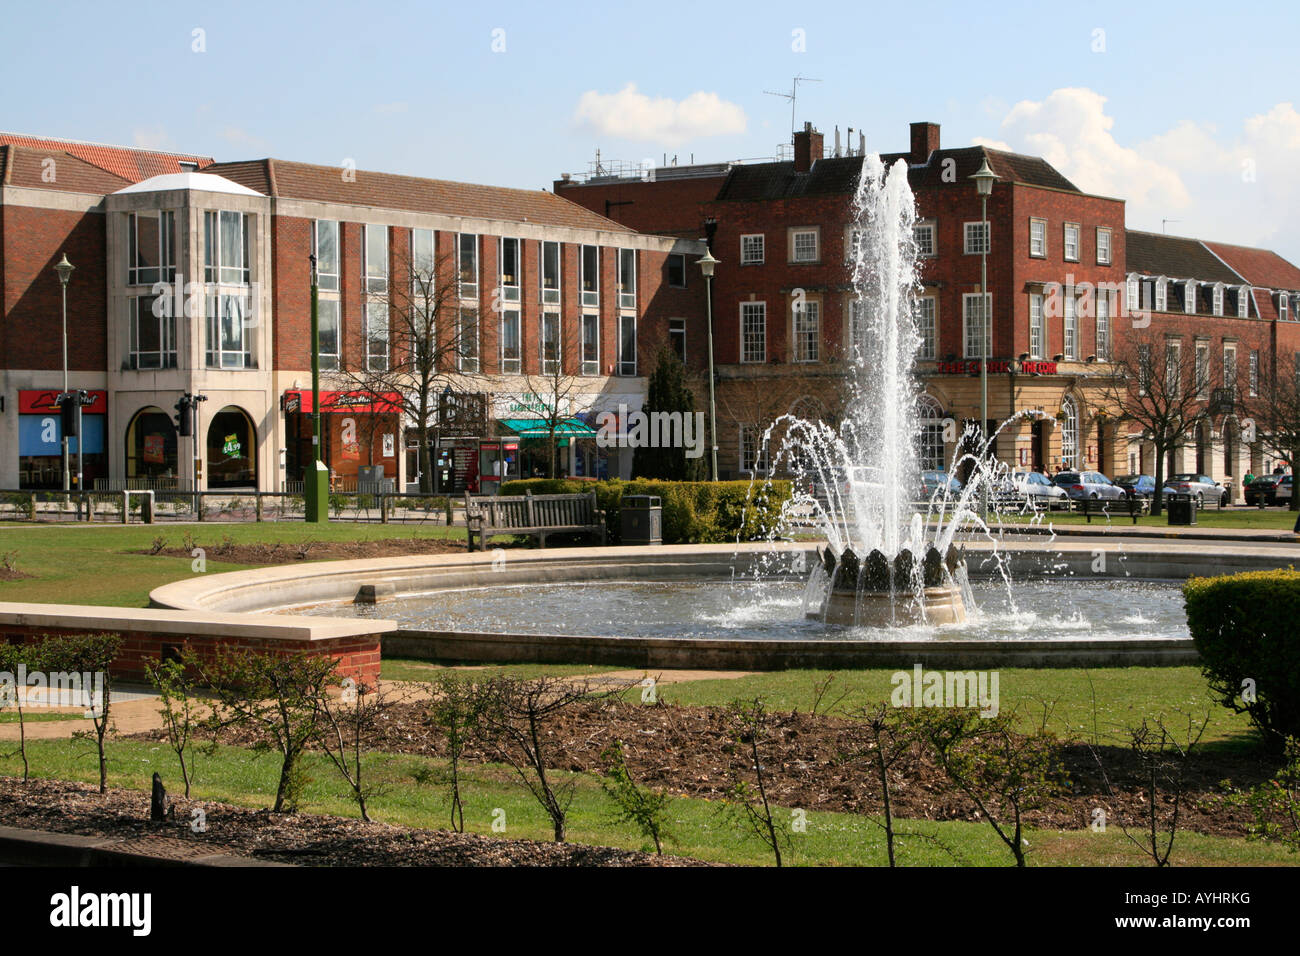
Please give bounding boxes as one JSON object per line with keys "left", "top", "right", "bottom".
{"left": 40, "top": 632, "right": 121, "bottom": 794}
{"left": 1240, "top": 346, "right": 1300, "bottom": 511}
{"left": 144, "top": 649, "right": 207, "bottom": 798}
{"left": 1098, "top": 333, "right": 1208, "bottom": 516}
{"left": 329, "top": 243, "right": 481, "bottom": 492}
{"left": 521, "top": 318, "right": 585, "bottom": 479}
{"left": 472, "top": 675, "right": 622, "bottom": 842}
{"left": 722, "top": 697, "right": 793, "bottom": 867}
{"left": 427, "top": 673, "right": 484, "bottom": 833}
{"left": 316, "top": 678, "right": 399, "bottom": 822}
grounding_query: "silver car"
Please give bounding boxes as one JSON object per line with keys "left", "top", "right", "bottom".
{"left": 1053, "top": 470, "right": 1127, "bottom": 504}
{"left": 995, "top": 471, "right": 1069, "bottom": 511}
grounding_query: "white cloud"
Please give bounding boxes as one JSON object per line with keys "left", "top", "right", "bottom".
{"left": 986, "top": 88, "right": 1300, "bottom": 261}
{"left": 132, "top": 127, "right": 176, "bottom": 151}
{"left": 573, "top": 84, "right": 746, "bottom": 147}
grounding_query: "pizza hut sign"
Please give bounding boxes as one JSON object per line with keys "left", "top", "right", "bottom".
{"left": 935, "top": 360, "right": 1058, "bottom": 376}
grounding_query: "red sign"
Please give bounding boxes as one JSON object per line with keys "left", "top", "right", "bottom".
{"left": 143, "top": 434, "right": 165, "bottom": 464}
{"left": 284, "top": 390, "right": 402, "bottom": 415}
{"left": 19, "top": 389, "right": 108, "bottom": 414}
{"left": 935, "top": 360, "right": 1058, "bottom": 376}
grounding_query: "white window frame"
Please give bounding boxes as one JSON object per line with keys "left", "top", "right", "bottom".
{"left": 793, "top": 299, "right": 820, "bottom": 363}
{"left": 1029, "top": 218, "right": 1046, "bottom": 258}
{"left": 204, "top": 210, "right": 249, "bottom": 286}
{"left": 1185, "top": 280, "right": 1197, "bottom": 315}
{"left": 1194, "top": 341, "right": 1210, "bottom": 399}
{"left": 581, "top": 313, "right": 600, "bottom": 376}
{"left": 579, "top": 244, "right": 598, "bottom": 307}
{"left": 458, "top": 233, "right": 478, "bottom": 301}
{"left": 500, "top": 308, "right": 521, "bottom": 374}
{"left": 365, "top": 299, "right": 388, "bottom": 372}
{"left": 205, "top": 292, "right": 252, "bottom": 370}
{"left": 1096, "top": 227, "right": 1112, "bottom": 265}
{"left": 741, "top": 302, "right": 767, "bottom": 364}
{"left": 1127, "top": 275, "right": 1139, "bottom": 313}
{"left": 1063, "top": 222, "right": 1080, "bottom": 262}
{"left": 1250, "top": 349, "right": 1259, "bottom": 396}
{"left": 1166, "top": 340, "right": 1182, "bottom": 398}
{"left": 963, "top": 221, "right": 989, "bottom": 255}
{"left": 1060, "top": 397, "right": 1080, "bottom": 469}
{"left": 539, "top": 240, "right": 561, "bottom": 306}
{"left": 363, "top": 224, "right": 388, "bottom": 295}
{"left": 1281, "top": 292, "right": 1290, "bottom": 321}
{"left": 617, "top": 249, "right": 636, "bottom": 310}
{"left": 458, "top": 307, "right": 479, "bottom": 373}
{"left": 789, "top": 227, "right": 819, "bottom": 264}
{"left": 962, "top": 293, "right": 991, "bottom": 359}
{"left": 1224, "top": 344, "right": 1237, "bottom": 393}
{"left": 740, "top": 234, "right": 765, "bottom": 265}
{"left": 1096, "top": 294, "right": 1110, "bottom": 360}
{"left": 1156, "top": 278, "right": 1168, "bottom": 312}
{"left": 1064, "top": 294, "right": 1078, "bottom": 360}
{"left": 1212, "top": 283, "right": 1224, "bottom": 317}
{"left": 666, "top": 253, "right": 687, "bottom": 288}
{"left": 317, "top": 297, "right": 339, "bottom": 371}
{"left": 313, "top": 220, "right": 339, "bottom": 292}
{"left": 1029, "top": 293, "right": 1044, "bottom": 359}
{"left": 739, "top": 424, "right": 770, "bottom": 475}
{"left": 500, "top": 237, "right": 521, "bottom": 304}
{"left": 540, "top": 311, "right": 561, "bottom": 374}
{"left": 128, "top": 294, "right": 176, "bottom": 370}
{"left": 128, "top": 210, "right": 176, "bottom": 286}
{"left": 914, "top": 221, "right": 936, "bottom": 258}
{"left": 916, "top": 296, "right": 937, "bottom": 360}
{"left": 1238, "top": 285, "right": 1250, "bottom": 318}
{"left": 618, "top": 312, "right": 637, "bottom": 375}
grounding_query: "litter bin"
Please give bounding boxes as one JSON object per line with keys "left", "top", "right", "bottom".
{"left": 1167, "top": 493, "right": 1197, "bottom": 526}
{"left": 140, "top": 492, "right": 154, "bottom": 524}
{"left": 621, "top": 495, "right": 662, "bottom": 545}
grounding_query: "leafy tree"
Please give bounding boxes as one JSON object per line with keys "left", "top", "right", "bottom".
{"left": 39, "top": 632, "right": 122, "bottom": 794}
{"left": 599, "top": 738, "right": 673, "bottom": 855}
{"left": 633, "top": 346, "right": 707, "bottom": 481}
{"left": 201, "top": 648, "right": 338, "bottom": 813}
{"left": 144, "top": 649, "right": 207, "bottom": 798}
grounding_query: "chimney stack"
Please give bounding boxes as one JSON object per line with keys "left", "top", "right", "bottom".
{"left": 793, "top": 122, "right": 823, "bottom": 172}
{"left": 909, "top": 122, "right": 940, "bottom": 164}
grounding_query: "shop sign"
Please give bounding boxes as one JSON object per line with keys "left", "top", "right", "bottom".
{"left": 222, "top": 434, "right": 241, "bottom": 457}
{"left": 935, "top": 360, "right": 1058, "bottom": 375}
{"left": 144, "top": 435, "right": 165, "bottom": 464}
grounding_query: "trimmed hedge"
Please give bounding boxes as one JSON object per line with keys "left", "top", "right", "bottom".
{"left": 1184, "top": 568, "right": 1300, "bottom": 752}
{"left": 496, "top": 478, "right": 792, "bottom": 544}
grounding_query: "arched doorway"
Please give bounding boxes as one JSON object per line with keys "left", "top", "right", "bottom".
{"left": 206, "top": 406, "right": 257, "bottom": 488}
{"left": 125, "top": 407, "right": 179, "bottom": 484}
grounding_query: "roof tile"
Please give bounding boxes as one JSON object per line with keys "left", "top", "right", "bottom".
{"left": 0, "top": 133, "right": 212, "bottom": 184}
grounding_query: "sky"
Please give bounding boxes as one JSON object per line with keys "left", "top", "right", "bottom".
{"left": 3, "top": 0, "right": 1298, "bottom": 262}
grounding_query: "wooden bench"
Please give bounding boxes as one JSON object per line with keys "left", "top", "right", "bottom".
{"left": 464, "top": 490, "right": 607, "bottom": 551}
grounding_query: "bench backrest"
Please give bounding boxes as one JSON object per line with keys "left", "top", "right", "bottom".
{"left": 465, "top": 491, "right": 598, "bottom": 529}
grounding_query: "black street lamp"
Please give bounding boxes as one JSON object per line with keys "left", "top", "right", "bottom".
{"left": 53, "top": 254, "right": 75, "bottom": 494}
{"left": 698, "top": 249, "right": 720, "bottom": 481}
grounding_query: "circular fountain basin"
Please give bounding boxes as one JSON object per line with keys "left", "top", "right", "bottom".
{"left": 147, "top": 541, "right": 1300, "bottom": 670}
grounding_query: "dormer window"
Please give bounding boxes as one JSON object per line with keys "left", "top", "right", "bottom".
{"left": 1184, "top": 280, "right": 1197, "bottom": 314}
{"left": 1155, "top": 278, "right": 1167, "bottom": 312}
{"left": 1212, "top": 284, "right": 1224, "bottom": 317}
{"left": 1239, "top": 286, "right": 1250, "bottom": 318}
{"left": 1282, "top": 293, "right": 1290, "bottom": 321}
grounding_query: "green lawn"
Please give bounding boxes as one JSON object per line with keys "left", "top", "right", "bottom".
{"left": 991, "top": 507, "right": 1300, "bottom": 530}
{"left": 0, "top": 522, "right": 459, "bottom": 607}
{"left": 3, "top": 737, "right": 1293, "bottom": 867}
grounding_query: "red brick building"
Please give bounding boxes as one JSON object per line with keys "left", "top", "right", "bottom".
{"left": 1, "top": 134, "right": 704, "bottom": 492}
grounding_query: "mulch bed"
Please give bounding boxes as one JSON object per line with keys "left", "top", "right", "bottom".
{"left": 142, "top": 697, "right": 1283, "bottom": 841}
{"left": 135, "top": 537, "right": 469, "bottom": 565}
{"left": 0, "top": 777, "right": 697, "bottom": 867}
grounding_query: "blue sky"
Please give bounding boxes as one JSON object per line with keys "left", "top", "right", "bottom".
{"left": 4, "top": 0, "right": 1298, "bottom": 260}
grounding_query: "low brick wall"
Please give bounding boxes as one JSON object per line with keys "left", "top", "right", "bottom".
{"left": 0, "top": 604, "right": 394, "bottom": 685}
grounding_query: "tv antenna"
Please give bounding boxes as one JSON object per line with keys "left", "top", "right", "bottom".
{"left": 764, "top": 75, "right": 822, "bottom": 134}
{"left": 1162, "top": 218, "right": 1182, "bottom": 234}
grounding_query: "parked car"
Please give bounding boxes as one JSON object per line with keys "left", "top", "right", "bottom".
{"left": 1115, "top": 474, "right": 1157, "bottom": 500}
{"left": 995, "top": 471, "right": 1069, "bottom": 511}
{"left": 919, "top": 470, "right": 962, "bottom": 499}
{"left": 1162, "top": 473, "right": 1229, "bottom": 507}
{"left": 1244, "top": 473, "right": 1293, "bottom": 506}
{"left": 1052, "top": 470, "right": 1127, "bottom": 504}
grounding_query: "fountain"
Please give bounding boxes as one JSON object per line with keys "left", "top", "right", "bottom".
{"left": 769, "top": 153, "right": 978, "bottom": 629}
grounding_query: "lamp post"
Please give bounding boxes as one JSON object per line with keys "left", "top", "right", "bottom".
{"left": 969, "top": 157, "right": 998, "bottom": 520}
{"left": 698, "top": 249, "right": 720, "bottom": 481}
{"left": 304, "top": 254, "right": 329, "bottom": 522}
{"left": 53, "top": 254, "right": 75, "bottom": 494}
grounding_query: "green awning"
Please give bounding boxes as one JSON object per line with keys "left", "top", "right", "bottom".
{"left": 498, "top": 417, "right": 597, "bottom": 439}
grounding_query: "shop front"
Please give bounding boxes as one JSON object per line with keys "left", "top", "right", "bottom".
{"left": 282, "top": 389, "right": 401, "bottom": 491}
{"left": 17, "top": 389, "right": 108, "bottom": 489}
{"left": 497, "top": 417, "right": 599, "bottom": 479}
